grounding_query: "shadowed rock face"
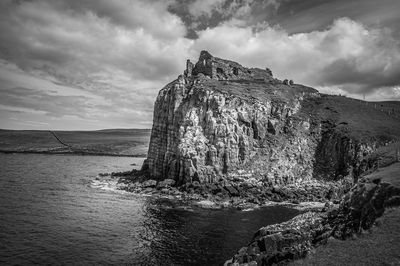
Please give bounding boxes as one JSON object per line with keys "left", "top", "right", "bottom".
{"left": 141, "top": 51, "right": 376, "bottom": 185}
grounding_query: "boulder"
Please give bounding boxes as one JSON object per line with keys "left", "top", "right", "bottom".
{"left": 141, "top": 179, "right": 157, "bottom": 188}
{"left": 156, "top": 179, "right": 176, "bottom": 189}
{"left": 224, "top": 185, "right": 240, "bottom": 197}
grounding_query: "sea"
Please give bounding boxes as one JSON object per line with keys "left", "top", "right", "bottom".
{"left": 0, "top": 153, "right": 299, "bottom": 265}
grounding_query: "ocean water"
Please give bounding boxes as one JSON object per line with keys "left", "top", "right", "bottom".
{"left": 0, "top": 153, "right": 299, "bottom": 265}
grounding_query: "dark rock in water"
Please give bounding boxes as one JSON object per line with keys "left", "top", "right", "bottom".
{"left": 207, "top": 183, "right": 222, "bottom": 194}
{"left": 224, "top": 185, "right": 239, "bottom": 197}
{"left": 142, "top": 187, "right": 153, "bottom": 193}
{"left": 141, "top": 179, "right": 157, "bottom": 188}
{"left": 98, "top": 173, "right": 109, "bottom": 177}
{"left": 322, "top": 201, "right": 335, "bottom": 212}
{"left": 156, "top": 179, "right": 175, "bottom": 189}
{"left": 160, "top": 188, "right": 170, "bottom": 194}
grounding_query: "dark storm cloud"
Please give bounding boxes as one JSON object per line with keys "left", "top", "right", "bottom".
{"left": 319, "top": 58, "right": 400, "bottom": 92}
{"left": 0, "top": 0, "right": 190, "bottom": 81}
{"left": 0, "top": 86, "right": 90, "bottom": 118}
{"left": 1, "top": 0, "right": 400, "bottom": 129}
{"left": 0, "top": 0, "right": 193, "bottom": 129}
{"left": 169, "top": 0, "right": 281, "bottom": 37}
{"left": 171, "top": 0, "right": 400, "bottom": 37}
{"left": 273, "top": 0, "right": 400, "bottom": 36}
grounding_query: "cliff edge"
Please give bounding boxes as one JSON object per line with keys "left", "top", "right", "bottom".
{"left": 136, "top": 51, "right": 399, "bottom": 193}
{"left": 142, "top": 50, "right": 322, "bottom": 185}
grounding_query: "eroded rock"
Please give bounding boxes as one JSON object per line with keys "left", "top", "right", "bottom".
{"left": 142, "top": 51, "right": 325, "bottom": 187}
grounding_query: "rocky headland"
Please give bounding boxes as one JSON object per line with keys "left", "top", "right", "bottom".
{"left": 116, "top": 51, "right": 400, "bottom": 264}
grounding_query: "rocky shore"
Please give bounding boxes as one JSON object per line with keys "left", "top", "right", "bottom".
{"left": 115, "top": 169, "right": 349, "bottom": 210}
{"left": 226, "top": 162, "right": 400, "bottom": 265}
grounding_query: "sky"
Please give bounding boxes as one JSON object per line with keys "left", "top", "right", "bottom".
{"left": 0, "top": 0, "right": 400, "bottom": 130}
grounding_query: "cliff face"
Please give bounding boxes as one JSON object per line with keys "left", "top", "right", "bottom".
{"left": 141, "top": 51, "right": 394, "bottom": 186}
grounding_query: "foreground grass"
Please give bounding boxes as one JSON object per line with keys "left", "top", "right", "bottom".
{"left": 291, "top": 162, "right": 400, "bottom": 266}
{"left": 302, "top": 95, "right": 400, "bottom": 143}
{"left": 291, "top": 207, "right": 400, "bottom": 266}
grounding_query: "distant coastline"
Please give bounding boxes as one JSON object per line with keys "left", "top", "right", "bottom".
{"left": 0, "top": 128, "right": 151, "bottom": 158}
{"left": 0, "top": 149, "right": 146, "bottom": 157}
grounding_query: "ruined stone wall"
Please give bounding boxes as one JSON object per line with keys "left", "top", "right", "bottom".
{"left": 191, "top": 50, "right": 273, "bottom": 81}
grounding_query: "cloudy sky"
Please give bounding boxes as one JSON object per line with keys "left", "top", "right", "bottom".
{"left": 1, "top": 0, "right": 400, "bottom": 130}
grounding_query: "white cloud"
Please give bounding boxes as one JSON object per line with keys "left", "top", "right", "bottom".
{"left": 0, "top": 0, "right": 399, "bottom": 130}
{"left": 187, "top": 0, "right": 281, "bottom": 20}
{"left": 0, "top": 0, "right": 193, "bottom": 129}
{"left": 193, "top": 17, "right": 400, "bottom": 96}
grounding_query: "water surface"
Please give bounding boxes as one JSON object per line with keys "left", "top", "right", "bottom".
{"left": 0, "top": 153, "right": 299, "bottom": 265}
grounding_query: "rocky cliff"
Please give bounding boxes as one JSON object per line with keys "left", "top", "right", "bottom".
{"left": 227, "top": 161, "right": 400, "bottom": 265}
{"left": 121, "top": 51, "right": 400, "bottom": 265}
{"left": 140, "top": 51, "right": 394, "bottom": 189}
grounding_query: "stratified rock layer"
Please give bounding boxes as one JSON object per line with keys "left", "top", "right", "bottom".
{"left": 141, "top": 51, "right": 377, "bottom": 186}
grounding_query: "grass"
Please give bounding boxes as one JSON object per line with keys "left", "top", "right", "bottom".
{"left": 365, "top": 160, "right": 400, "bottom": 186}
{"left": 197, "top": 78, "right": 400, "bottom": 145}
{"left": 195, "top": 78, "right": 317, "bottom": 106}
{"left": 291, "top": 206, "right": 400, "bottom": 266}
{"left": 291, "top": 160, "right": 400, "bottom": 266}
{"left": 301, "top": 94, "right": 400, "bottom": 143}
{"left": 0, "top": 129, "right": 151, "bottom": 157}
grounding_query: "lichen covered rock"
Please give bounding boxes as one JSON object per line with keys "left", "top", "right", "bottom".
{"left": 139, "top": 51, "right": 384, "bottom": 193}
{"left": 142, "top": 51, "right": 323, "bottom": 186}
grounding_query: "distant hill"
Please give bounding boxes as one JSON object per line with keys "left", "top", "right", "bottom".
{"left": 0, "top": 129, "right": 151, "bottom": 157}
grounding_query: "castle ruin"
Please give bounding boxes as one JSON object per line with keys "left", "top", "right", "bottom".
{"left": 184, "top": 50, "right": 273, "bottom": 81}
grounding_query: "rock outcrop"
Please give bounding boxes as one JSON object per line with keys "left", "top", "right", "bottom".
{"left": 141, "top": 51, "right": 378, "bottom": 188}
{"left": 227, "top": 163, "right": 400, "bottom": 265}
{"left": 120, "top": 51, "right": 400, "bottom": 265}
{"left": 113, "top": 50, "right": 400, "bottom": 265}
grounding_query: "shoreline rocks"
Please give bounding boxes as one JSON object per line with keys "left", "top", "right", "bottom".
{"left": 225, "top": 163, "right": 400, "bottom": 265}
{"left": 116, "top": 173, "right": 350, "bottom": 210}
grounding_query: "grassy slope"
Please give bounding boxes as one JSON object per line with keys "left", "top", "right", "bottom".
{"left": 197, "top": 78, "right": 317, "bottom": 106}
{"left": 291, "top": 162, "right": 400, "bottom": 266}
{"left": 201, "top": 79, "right": 400, "bottom": 144}
{"left": 0, "top": 129, "right": 151, "bottom": 156}
{"left": 291, "top": 209, "right": 400, "bottom": 266}
{"left": 302, "top": 95, "right": 400, "bottom": 143}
